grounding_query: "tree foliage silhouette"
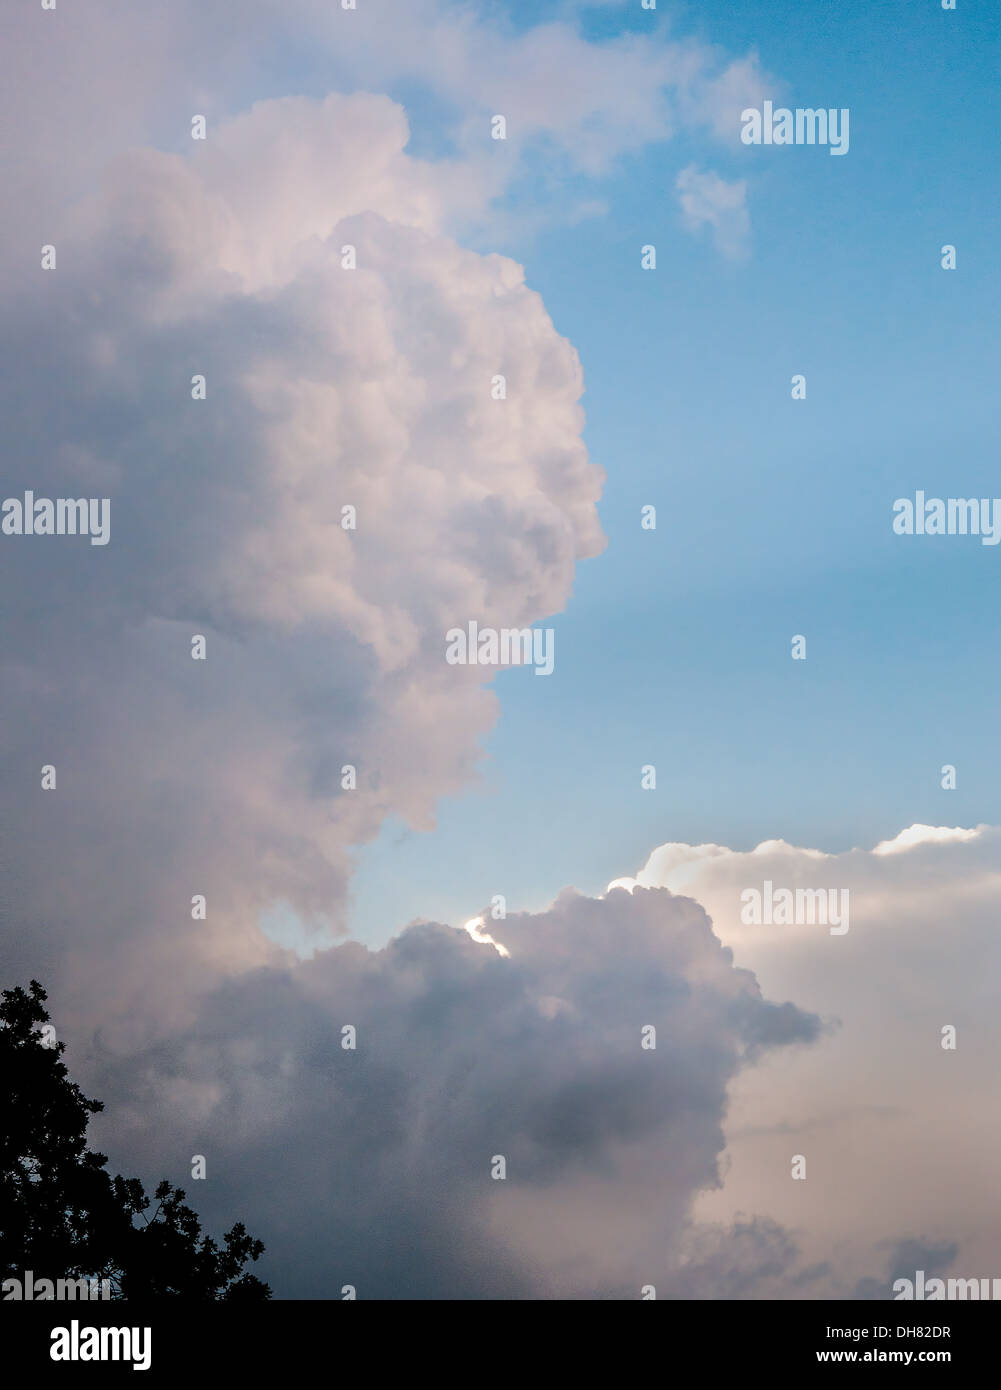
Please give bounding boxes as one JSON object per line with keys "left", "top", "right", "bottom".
{"left": 0, "top": 980, "right": 270, "bottom": 1299}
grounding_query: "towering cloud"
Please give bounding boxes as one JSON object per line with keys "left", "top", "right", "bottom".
{"left": 0, "top": 90, "right": 603, "bottom": 1040}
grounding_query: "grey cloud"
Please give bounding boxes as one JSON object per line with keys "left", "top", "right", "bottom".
{"left": 853, "top": 1240, "right": 960, "bottom": 1301}
{"left": 82, "top": 886, "right": 820, "bottom": 1298}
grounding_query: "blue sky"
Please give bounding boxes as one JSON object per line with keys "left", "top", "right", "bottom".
{"left": 346, "top": 0, "right": 1001, "bottom": 945}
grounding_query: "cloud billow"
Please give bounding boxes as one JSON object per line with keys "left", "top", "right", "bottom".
{"left": 91, "top": 886, "right": 819, "bottom": 1298}
{"left": 0, "top": 92, "right": 603, "bottom": 1035}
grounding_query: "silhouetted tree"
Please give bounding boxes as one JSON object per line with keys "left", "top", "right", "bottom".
{"left": 0, "top": 980, "right": 270, "bottom": 1299}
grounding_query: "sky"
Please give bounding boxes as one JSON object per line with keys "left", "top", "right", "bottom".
{"left": 348, "top": 0, "right": 1001, "bottom": 942}
{"left": 2, "top": 0, "right": 1000, "bottom": 1301}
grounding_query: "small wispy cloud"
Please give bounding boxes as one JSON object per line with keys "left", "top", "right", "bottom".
{"left": 675, "top": 164, "right": 750, "bottom": 259}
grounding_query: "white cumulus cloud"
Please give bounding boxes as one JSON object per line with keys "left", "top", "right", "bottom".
{"left": 611, "top": 824, "right": 1001, "bottom": 1294}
